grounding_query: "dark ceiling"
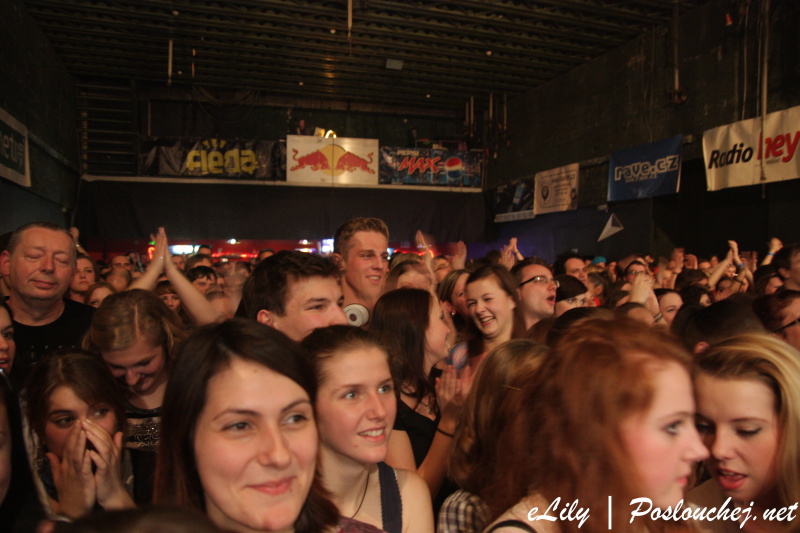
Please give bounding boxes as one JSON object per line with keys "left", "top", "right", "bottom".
{"left": 24, "top": 0, "right": 713, "bottom": 118}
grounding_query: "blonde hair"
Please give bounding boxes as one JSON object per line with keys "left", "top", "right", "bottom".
{"left": 695, "top": 333, "right": 800, "bottom": 507}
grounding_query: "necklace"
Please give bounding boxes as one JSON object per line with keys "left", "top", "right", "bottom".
{"left": 350, "top": 471, "right": 369, "bottom": 519}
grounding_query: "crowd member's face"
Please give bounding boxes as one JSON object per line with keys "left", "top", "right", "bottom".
{"left": 171, "top": 255, "right": 186, "bottom": 271}
{"left": 159, "top": 293, "right": 181, "bottom": 314}
{"left": 658, "top": 292, "right": 683, "bottom": 326}
{"left": 564, "top": 258, "right": 588, "bottom": 284}
{"left": 695, "top": 374, "right": 779, "bottom": 506}
{"left": 466, "top": 275, "right": 516, "bottom": 343}
{"left": 0, "top": 403, "right": 10, "bottom": 506}
{"left": 0, "top": 307, "right": 14, "bottom": 373}
{"left": 43, "top": 385, "right": 117, "bottom": 460}
{"left": 0, "top": 227, "right": 75, "bottom": 304}
{"left": 554, "top": 294, "right": 586, "bottom": 317}
{"left": 620, "top": 360, "right": 707, "bottom": 509}
{"left": 776, "top": 297, "right": 800, "bottom": 353}
{"left": 258, "top": 276, "right": 347, "bottom": 342}
{"left": 517, "top": 264, "right": 556, "bottom": 321}
{"left": 338, "top": 231, "right": 389, "bottom": 305}
{"left": 715, "top": 280, "right": 735, "bottom": 301}
{"left": 194, "top": 358, "right": 317, "bottom": 533}
{"left": 425, "top": 297, "right": 450, "bottom": 371}
{"left": 625, "top": 264, "right": 648, "bottom": 284}
{"left": 432, "top": 257, "right": 452, "bottom": 283}
{"left": 87, "top": 286, "right": 114, "bottom": 308}
{"left": 70, "top": 258, "right": 96, "bottom": 294}
{"left": 101, "top": 335, "right": 168, "bottom": 399}
{"left": 106, "top": 268, "right": 131, "bottom": 293}
{"left": 110, "top": 255, "right": 133, "bottom": 272}
{"left": 449, "top": 273, "right": 470, "bottom": 319}
{"left": 316, "top": 346, "right": 396, "bottom": 466}
{"left": 192, "top": 276, "right": 215, "bottom": 296}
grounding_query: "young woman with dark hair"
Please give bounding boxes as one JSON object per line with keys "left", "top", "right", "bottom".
{"left": 154, "top": 319, "right": 378, "bottom": 533}
{"left": 24, "top": 351, "right": 134, "bottom": 520}
{"left": 369, "top": 289, "right": 473, "bottom": 504}
{"left": 302, "top": 325, "right": 434, "bottom": 533}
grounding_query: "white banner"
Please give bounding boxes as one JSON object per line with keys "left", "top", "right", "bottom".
{"left": 703, "top": 105, "right": 800, "bottom": 191}
{"left": 533, "top": 163, "right": 579, "bottom": 215}
{"left": 286, "top": 135, "right": 379, "bottom": 185}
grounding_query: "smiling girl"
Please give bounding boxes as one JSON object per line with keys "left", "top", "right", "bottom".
{"left": 689, "top": 334, "right": 800, "bottom": 532}
{"left": 463, "top": 265, "right": 525, "bottom": 370}
{"left": 302, "top": 325, "right": 434, "bottom": 533}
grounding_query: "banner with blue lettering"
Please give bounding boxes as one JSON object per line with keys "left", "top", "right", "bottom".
{"left": 379, "top": 147, "right": 482, "bottom": 188}
{"left": 607, "top": 135, "right": 683, "bottom": 202}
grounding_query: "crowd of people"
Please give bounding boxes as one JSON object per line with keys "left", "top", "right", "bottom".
{"left": 0, "top": 217, "right": 799, "bottom": 533}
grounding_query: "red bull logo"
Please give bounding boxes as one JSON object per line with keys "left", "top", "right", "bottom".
{"left": 290, "top": 149, "right": 329, "bottom": 171}
{"left": 290, "top": 144, "right": 374, "bottom": 176}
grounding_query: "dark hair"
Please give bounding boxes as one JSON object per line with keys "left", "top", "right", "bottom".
{"left": 554, "top": 274, "right": 587, "bottom": 302}
{"left": 674, "top": 269, "right": 707, "bottom": 291}
{"left": 0, "top": 371, "right": 45, "bottom": 529}
{"left": 301, "top": 325, "right": 388, "bottom": 387}
{"left": 186, "top": 266, "right": 216, "bottom": 283}
{"left": 185, "top": 254, "right": 212, "bottom": 271}
{"left": 753, "top": 290, "right": 800, "bottom": 333}
{"left": 510, "top": 257, "right": 550, "bottom": 284}
{"left": 369, "top": 289, "right": 435, "bottom": 408}
{"left": 623, "top": 260, "right": 647, "bottom": 275}
{"left": 773, "top": 244, "right": 800, "bottom": 277}
{"left": 552, "top": 251, "right": 583, "bottom": 276}
{"left": 24, "top": 351, "right": 127, "bottom": 455}
{"left": 753, "top": 264, "right": 783, "bottom": 295}
{"left": 153, "top": 319, "right": 339, "bottom": 532}
{"left": 546, "top": 307, "right": 614, "bottom": 346}
{"left": 679, "top": 283, "right": 713, "bottom": 307}
{"left": 236, "top": 251, "right": 340, "bottom": 320}
{"left": 683, "top": 299, "right": 766, "bottom": 351}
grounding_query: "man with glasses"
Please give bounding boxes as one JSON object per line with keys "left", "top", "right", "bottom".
{"left": 512, "top": 257, "right": 559, "bottom": 330}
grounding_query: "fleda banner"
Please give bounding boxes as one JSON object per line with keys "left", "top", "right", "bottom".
{"left": 139, "top": 137, "right": 279, "bottom": 179}
{"left": 703, "top": 105, "right": 800, "bottom": 191}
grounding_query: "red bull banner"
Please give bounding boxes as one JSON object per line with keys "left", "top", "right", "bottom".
{"left": 287, "top": 135, "right": 378, "bottom": 185}
{"left": 703, "top": 105, "right": 800, "bottom": 191}
{"left": 379, "top": 147, "right": 482, "bottom": 187}
{"left": 139, "top": 137, "right": 279, "bottom": 180}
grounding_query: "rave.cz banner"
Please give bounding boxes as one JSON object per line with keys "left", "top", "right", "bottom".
{"left": 608, "top": 135, "right": 682, "bottom": 202}
{"left": 139, "top": 137, "right": 278, "bottom": 179}
{"left": 703, "top": 105, "right": 800, "bottom": 191}
{"left": 379, "top": 147, "right": 482, "bottom": 188}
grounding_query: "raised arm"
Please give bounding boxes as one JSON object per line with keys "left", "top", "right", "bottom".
{"left": 761, "top": 237, "right": 783, "bottom": 266}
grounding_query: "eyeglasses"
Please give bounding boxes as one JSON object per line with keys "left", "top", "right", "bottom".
{"left": 774, "top": 319, "right": 800, "bottom": 334}
{"left": 519, "top": 275, "right": 559, "bottom": 288}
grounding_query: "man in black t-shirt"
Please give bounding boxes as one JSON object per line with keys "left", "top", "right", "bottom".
{"left": 0, "top": 222, "right": 94, "bottom": 388}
